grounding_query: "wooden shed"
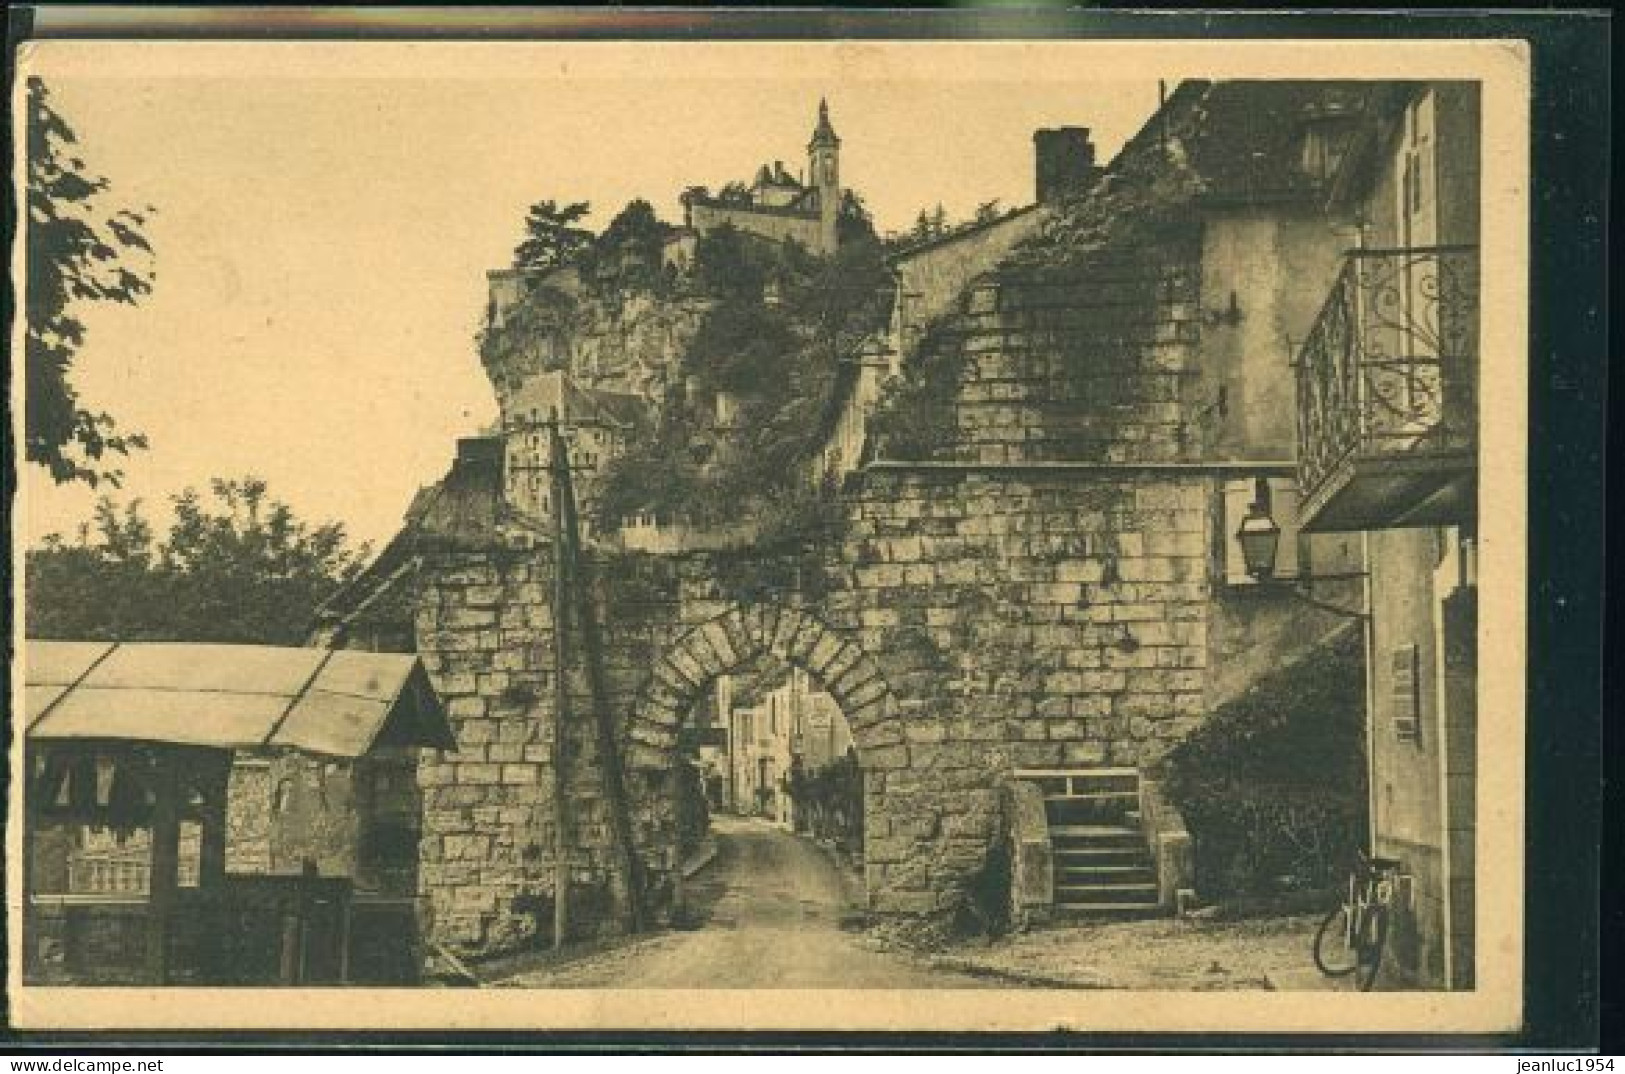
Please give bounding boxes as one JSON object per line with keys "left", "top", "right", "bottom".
{"left": 22, "top": 640, "right": 455, "bottom": 986}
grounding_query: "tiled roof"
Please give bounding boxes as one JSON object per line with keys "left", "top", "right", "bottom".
{"left": 1116, "top": 80, "right": 1384, "bottom": 205}
{"left": 313, "top": 438, "right": 521, "bottom": 625}
{"left": 562, "top": 381, "right": 648, "bottom": 430}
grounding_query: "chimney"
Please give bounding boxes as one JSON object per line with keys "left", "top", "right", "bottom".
{"left": 455, "top": 435, "right": 505, "bottom": 481}
{"left": 1033, "top": 127, "right": 1098, "bottom": 204}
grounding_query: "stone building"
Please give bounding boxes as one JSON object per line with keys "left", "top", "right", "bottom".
{"left": 885, "top": 127, "right": 1100, "bottom": 365}
{"left": 723, "top": 667, "right": 852, "bottom": 824}
{"left": 309, "top": 81, "right": 1479, "bottom": 979}
{"left": 681, "top": 99, "right": 845, "bottom": 256}
{"left": 499, "top": 369, "right": 646, "bottom": 532}
{"left": 1286, "top": 82, "right": 1481, "bottom": 989}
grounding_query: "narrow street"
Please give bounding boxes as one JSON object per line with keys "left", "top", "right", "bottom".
{"left": 497, "top": 816, "right": 997, "bottom": 989}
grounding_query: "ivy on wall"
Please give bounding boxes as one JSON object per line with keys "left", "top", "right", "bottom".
{"left": 866, "top": 134, "right": 1211, "bottom": 463}
{"left": 594, "top": 215, "right": 891, "bottom": 544}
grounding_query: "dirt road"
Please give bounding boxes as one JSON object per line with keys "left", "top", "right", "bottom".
{"left": 498, "top": 815, "right": 995, "bottom": 989}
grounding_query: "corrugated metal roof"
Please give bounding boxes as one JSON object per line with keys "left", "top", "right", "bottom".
{"left": 25, "top": 640, "right": 456, "bottom": 757}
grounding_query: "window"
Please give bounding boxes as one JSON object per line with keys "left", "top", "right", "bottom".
{"left": 1398, "top": 90, "right": 1438, "bottom": 248}
{"left": 1391, "top": 644, "right": 1421, "bottom": 741}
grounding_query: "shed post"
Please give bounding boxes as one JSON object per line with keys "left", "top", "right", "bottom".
{"left": 198, "top": 751, "right": 231, "bottom": 890}
{"left": 144, "top": 749, "right": 182, "bottom": 984}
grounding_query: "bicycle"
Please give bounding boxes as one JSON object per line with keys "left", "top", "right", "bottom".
{"left": 1312, "top": 850, "right": 1409, "bottom": 991}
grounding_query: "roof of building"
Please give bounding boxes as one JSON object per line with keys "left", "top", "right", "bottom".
{"left": 1115, "top": 80, "right": 1385, "bottom": 206}
{"left": 312, "top": 437, "right": 522, "bottom": 630}
{"left": 563, "top": 380, "right": 648, "bottom": 430}
{"left": 885, "top": 203, "right": 1046, "bottom": 264}
{"left": 809, "top": 97, "right": 839, "bottom": 149}
{"left": 689, "top": 195, "right": 822, "bottom": 222}
{"left": 1317, "top": 82, "right": 1427, "bottom": 210}
{"left": 400, "top": 437, "right": 512, "bottom": 550}
{"left": 25, "top": 640, "right": 456, "bottom": 757}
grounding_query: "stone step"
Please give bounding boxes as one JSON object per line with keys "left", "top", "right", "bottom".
{"left": 1059, "top": 876, "right": 1158, "bottom": 892}
{"left": 1055, "top": 882, "right": 1161, "bottom": 903}
{"left": 1048, "top": 824, "right": 1142, "bottom": 840}
{"left": 1046, "top": 786, "right": 1137, "bottom": 796}
{"left": 1046, "top": 803, "right": 1141, "bottom": 827}
{"left": 1051, "top": 902, "right": 1164, "bottom": 919}
{"left": 1056, "top": 864, "right": 1156, "bottom": 880}
{"left": 1054, "top": 851, "right": 1154, "bottom": 869}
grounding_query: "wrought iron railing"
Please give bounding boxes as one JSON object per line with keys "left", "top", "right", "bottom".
{"left": 1295, "top": 246, "right": 1479, "bottom": 512}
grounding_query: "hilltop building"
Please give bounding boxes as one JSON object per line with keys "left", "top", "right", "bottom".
{"left": 681, "top": 99, "right": 845, "bottom": 256}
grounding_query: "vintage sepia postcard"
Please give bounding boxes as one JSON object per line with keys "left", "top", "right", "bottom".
{"left": 8, "top": 16, "right": 1535, "bottom": 1037}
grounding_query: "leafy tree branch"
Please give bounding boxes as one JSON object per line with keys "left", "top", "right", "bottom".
{"left": 24, "top": 77, "right": 156, "bottom": 488}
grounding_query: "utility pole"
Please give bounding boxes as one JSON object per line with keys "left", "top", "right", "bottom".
{"left": 546, "top": 415, "right": 573, "bottom": 950}
{"left": 547, "top": 419, "right": 648, "bottom": 934}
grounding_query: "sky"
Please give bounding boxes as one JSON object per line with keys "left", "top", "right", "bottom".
{"left": 16, "top": 41, "right": 1163, "bottom": 552}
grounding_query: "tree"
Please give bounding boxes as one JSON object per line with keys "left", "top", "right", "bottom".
{"left": 692, "top": 224, "right": 768, "bottom": 303}
{"left": 24, "top": 76, "right": 155, "bottom": 487}
{"left": 715, "top": 181, "right": 754, "bottom": 206}
{"left": 512, "top": 199, "right": 594, "bottom": 271}
{"left": 836, "top": 189, "right": 879, "bottom": 246}
{"left": 26, "top": 477, "right": 367, "bottom": 645}
{"left": 683, "top": 299, "right": 799, "bottom": 394}
{"left": 581, "top": 198, "right": 672, "bottom": 296}
{"left": 906, "top": 203, "right": 952, "bottom": 244}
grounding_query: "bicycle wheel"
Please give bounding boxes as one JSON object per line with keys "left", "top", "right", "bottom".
{"left": 1355, "top": 906, "right": 1389, "bottom": 991}
{"left": 1313, "top": 903, "right": 1359, "bottom": 977}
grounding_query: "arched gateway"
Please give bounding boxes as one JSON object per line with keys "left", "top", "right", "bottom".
{"left": 625, "top": 603, "right": 894, "bottom": 767}
{"left": 621, "top": 603, "right": 898, "bottom": 911}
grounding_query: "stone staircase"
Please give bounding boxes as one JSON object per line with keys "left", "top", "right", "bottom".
{"left": 1021, "top": 768, "right": 1163, "bottom": 917}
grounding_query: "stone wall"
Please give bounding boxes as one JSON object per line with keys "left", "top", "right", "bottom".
{"left": 688, "top": 201, "right": 827, "bottom": 254}
{"left": 936, "top": 242, "right": 1207, "bottom": 464}
{"left": 409, "top": 542, "right": 700, "bottom": 954}
{"left": 831, "top": 466, "right": 1214, "bottom": 912}
{"left": 411, "top": 548, "right": 570, "bottom": 953}
{"left": 889, "top": 206, "right": 1050, "bottom": 362}
{"left": 225, "top": 759, "right": 273, "bottom": 874}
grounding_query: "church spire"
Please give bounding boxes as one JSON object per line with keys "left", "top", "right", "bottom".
{"left": 809, "top": 97, "right": 840, "bottom": 149}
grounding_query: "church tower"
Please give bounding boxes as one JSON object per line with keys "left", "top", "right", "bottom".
{"left": 807, "top": 98, "right": 841, "bottom": 254}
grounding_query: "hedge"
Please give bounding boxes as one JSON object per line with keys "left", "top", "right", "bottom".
{"left": 1163, "top": 623, "right": 1368, "bottom": 898}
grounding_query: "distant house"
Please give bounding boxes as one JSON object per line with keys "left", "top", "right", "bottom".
{"left": 724, "top": 667, "right": 852, "bottom": 826}
{"left": 499, "top": 369, "right": 648, "bottom": 531}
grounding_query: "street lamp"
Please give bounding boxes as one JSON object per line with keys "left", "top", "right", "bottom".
{"left": 1235, "top": 477, "right": 1283, "bottom": 582}
{"left": 1234, "top": 474, "right": 1367, "bottom": 619}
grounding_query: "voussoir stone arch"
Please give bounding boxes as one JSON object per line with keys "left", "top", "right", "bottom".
{"left": 624, "top": 603, "right": 895, "bottom": 771}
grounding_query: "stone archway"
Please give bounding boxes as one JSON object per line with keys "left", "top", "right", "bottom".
{"left": 625, "top": 604, "right": 896, "bottom": 769}
{"left": 620, "top": 603, "right": 900, "bottom": 912}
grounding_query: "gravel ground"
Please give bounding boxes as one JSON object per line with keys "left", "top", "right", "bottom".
{"left": 480, "top": 816, "right": 1332, "bottom": 992}
{"left": 863, "top": 912, "right": 1331, "bottom": 991}
{"left": 491, "top": 817, "right": 998, "bottom": 989}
